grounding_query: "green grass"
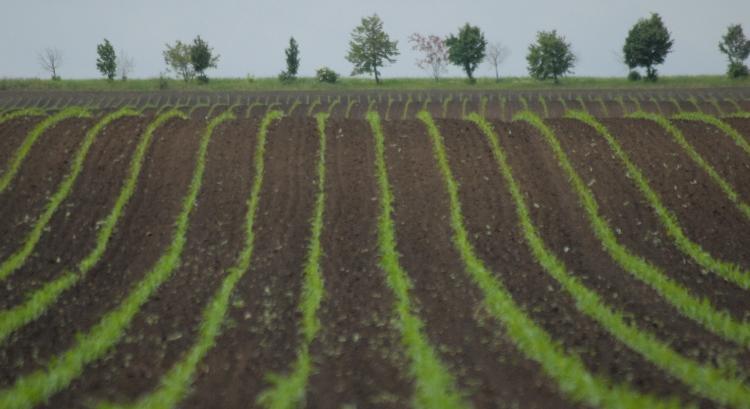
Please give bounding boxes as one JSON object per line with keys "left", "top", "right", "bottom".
{"left": 2, "top": 76, "right": 746, "bottom": 92}
{"left": 97, "top": 110, "right": 282, "bottom": 409}
{"left": 256, "top": 112, "right": 328, "bottom": 409}
{"left": 0, "top": 109, "right": 233, "bottom": 409}
{"left": 0, "top": 107, "right": 139, "bottom": 283}
{"left": 424, "top": 111, "right": 682, "bottom": 409}
{"left": 0, "top": 107, "right": 91, "bottom": 194}
{"left": 518, "top": 110, "right": 750, "bottom": 348}
{"left": 631, "top": 111, "right": 750, "bottom": 221}
{"left": 0, "top": 110, "right": 187, "bottom": 344}
{"left": 0, "top": 108, "right": 45, "bottom": 125}
{"left": 672, "top": 112, "right": 750, "bottom": 157}
{"left": 567, "top": 112, "right": 750, "bottom": 290}
{"left": 368, "top": 111, "right": 469, "bottom": 409}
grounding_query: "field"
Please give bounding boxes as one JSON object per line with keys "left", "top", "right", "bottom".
{"left": 0, "top": 87, "right": 749, "bottom": 409}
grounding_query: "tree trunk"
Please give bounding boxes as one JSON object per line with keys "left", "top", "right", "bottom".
{"left": 466, "top": 64, "right": 474, "bottom": 83}
{"left": 495, "top": 65, "right": 499, "bottom": 82}
{"left": 374, "top": 68, "right": 380, "bottom": 84}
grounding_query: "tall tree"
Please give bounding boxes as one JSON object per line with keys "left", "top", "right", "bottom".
{"left": 623, "top": 13, "right": 674, "bottom": 81}
{"left": 38, "top": 47, "right": 62, "bottom": 80}
{"left": 190, "top": 36, "right": 220, "bottom": 83}
{"left": 446, "top": 23, "right": 487, "bottom": 83}
{"left": 96, "top": 39, "right": 117, "bottom": 81}
{"left": 279, "top": 37, "right": 300, "bottom": 82}
{"left": 346, "top": 14, "right": 399, "bottom": 84}
{"left": 409, "top": 33, "right": 449, "bottom": 81}
{"left": 486, "top": 42, "right": 510, "bottom": 82}
{"left": 163, "top": 41, "right": 194, "bottom": 82}
{"left": 719, "top": 24, "right": 750, "bottom": 78}
{"left": 526, "top": 30, "right": 576, "bottom": 83}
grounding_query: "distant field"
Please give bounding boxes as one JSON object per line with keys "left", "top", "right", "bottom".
{"left": 1, "top": 75, "right": 749, "bottom": 92}
{"left": 1, "top": 87, "right": 750, "bottom": 408}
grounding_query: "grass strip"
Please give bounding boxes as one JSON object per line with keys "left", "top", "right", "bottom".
{"left": 0, "top": 109, "right": 234, "bottom": 409}
{"left": 671, "top": 111, "right": 750, "bottom": 158}
{"left": 0, "top": 107, "right": 91, "bottom": 194}
{"left": 97, "top": 110, "right": 283, "bottom": 409}
{"left": 0, "top": 108, "right": 45, "bottom": 125}
{"left": 0, "top": 110, "right": 188, "bottom": 343}
{"left": 424, "top": 111, "right": 682, "bottom": 409}
{"left": 631, "top": 111, "right": 750, "bottom": 221}
{"left": 256, "top": 112, "right": 328, "bottom": 409}
{"left": 0, "top": 107, "right": 140, "bottom": 282}
{"left": 518, "top": 110, "right": 750, "bottom": 348}
{"left": 567, "top": 111, "right": 750, "bottom": 290}
{"left": 368, "top": 111, "right": 469, "bottom": 409}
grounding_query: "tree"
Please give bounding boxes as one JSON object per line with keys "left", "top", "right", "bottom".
{"left": 409, "top": 33, "right": 449, "bottom": 81}
{"left": 164, "top": 41, "right": 194, "bottom": 82}
{"left": 279, "top": 37, "right": 300, "bottom": 82}
{"left": 623, "top": 13, "right": 674, "bottom": 81}
{"left": 486, "top": 42, "right": 510, "bottom": 82}
{"left": 190, "top": 36, "right": 219, "bottom": 83}
{"left": 446, "top": 23, "right": 487, "bottom": 83}
{"left": 526, "top": 30, "right": 576, "bottom": 83}
{"left": 38, "top": 47, "right": 62, "bottom": 80}
{"left": 719, "top": 24, "right": 750, "bottom": 78}
{"left": 96, "top": 39, "right": 117, "bottom": 81}
{"left": 117, "top": 50, "right": 135, "bottom": 81}
{"left": 346, "top": 14, "right": 399, "bottom": 84}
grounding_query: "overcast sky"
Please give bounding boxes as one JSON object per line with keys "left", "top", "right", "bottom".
{"left": 1, "top": 0, "right": 747, "bottom": 79}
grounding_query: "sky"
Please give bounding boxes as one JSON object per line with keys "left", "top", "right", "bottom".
{"left": 0, "top": 0, "right": 747, "bottom": 79}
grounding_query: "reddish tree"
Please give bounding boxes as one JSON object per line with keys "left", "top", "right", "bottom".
{"left": 409, "top": 33, "right": 450, "bottom": 81}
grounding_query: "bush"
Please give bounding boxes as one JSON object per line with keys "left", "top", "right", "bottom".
{"left": 316, "top": 67, "right": 339, "bottom": 83}
{"left": 728, "top": 62, "right": 749, "bottom": 78}
{"left": 158, "top": 72, "right": 169, "bottom": 90}
{"left": 628, "top": 70, "right": 642, "bottom": 81}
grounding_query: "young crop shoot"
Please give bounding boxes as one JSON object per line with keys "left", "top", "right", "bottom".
{"left": 623, "top": 13, "right": 674, "bottom": 81}
{"left": 526, "top": 30, "right": 576, "bottom": 84}
{"left": 37, "top": 47, "right": 63, "bottom": 80}
{"left": 409, "top": 33, "right": 449, "bottom": 81}
{"left": 346, "top": 14, "right": 399, "bottom": 84}
{"left": 719, "top": 24, "right": 750, "bottom": 79}
{"left": 425, "top": 111, "right": 681, "bottom": 409}
{"left": 279, "top": 37, "right": 300, "bottom": 82}
{"left": 96, "top": 39, "right": 117, "bottom": 81}
{"left": 486, "top": 42, "right": 510, "bottom": 82}
{"left": 446, "top": 23, "right": 487, "bottom": 83}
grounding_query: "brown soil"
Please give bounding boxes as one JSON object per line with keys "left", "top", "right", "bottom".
{"left": 0, "top": 116, "right": 202, "bottom": 387}
{"left": 0, "top": 115, "right": 45, "bottom": 168}
{"left": 304, "top": 119, "right": 412, "bottom": 408}
{"left": 182, "top": 117, "right": 319, "bottom": 408}
{"left": 604, "top": 119, "right": 750, "bottom": 269}
{"left": 383, "top": 120, "right": 575, "bottom": 408}
{"left": 0, "top": 117, "right": 96, "bottom": 259}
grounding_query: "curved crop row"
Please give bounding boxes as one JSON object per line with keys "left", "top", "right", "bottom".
{"left": 345, "top": 98, "right": 357, "bottom": 119}
{"left": 401, "top": 95, "right": 413, "bottom": 120}
{"left": 327, "top": 97, "right": 341, "bottom": 117}
{"left": 0, "top": 110, "right": 188, "bottom": 343}
{"left": 0, "top": 107, "right": 91, "bottom": 195}
{"left": 307, "top": 97, "right": 321, "bottom": 117}
{"left": 596, "top": 97, "right": 610, "bottom": 117}
{"left": 368, "top": 111, "right": 468, "bottom": 409}
{"left": 0, "top": 109, "right": 234, "bottom": 409}
{"left": 567, "top": 112, "right": 750, "bottom": 290}
{"left": 245, "top": 102, "right": 264, "bottom": 118}
{"left": 538, "top": 95, "right": 550, "bottom": 118}
{"left": 256, "top": 113, "right": 328, "bottom": 409}
{"left": 424, "top": 111, "right": 679, "bottom": 409}
{"left": 631, "top": 111, "right": 750, "bottom": 220}
{"left": 0, "top": 108, "right": 45, "bottom": 125}
{"left": 442, "top": 95, "right": 453, "bottom": 119}
{"left": 286, "top": 98, "right": 301, "bottom": 116}
{"left": 98, "top": 110, "right": 283, "bottom": 409}
{"left": 519, "top": 110, "right": 750, "bottom": 348}
{"left": 0, "top": 107, "right": 141, "bottom": 282}
{"left": 672, "top": 111, "right": 750, "bottom": 157}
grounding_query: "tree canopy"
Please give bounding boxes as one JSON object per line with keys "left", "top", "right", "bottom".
{"left": 190, "top": 36, "right": 219, "bottom": 83}
{"left": 526, "top": 30, "right": 576, "bottom": 83}
{"left": 623, "top": 13, "right": 674, "bottom": 81}
{"left": 96, "top": 39, "right": 117, "bottom": 81}
{"left": 346, "top": 14, "right": 399, "bottom": 84}
{"left": 446, "top": 23, "right": 487, "bottom": 83}
{"left": 719, "top": 24, "right": 750, "bottom": 78}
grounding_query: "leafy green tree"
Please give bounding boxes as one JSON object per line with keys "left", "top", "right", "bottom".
{"left": 190, "top": 36, "right": 219, "bottom": 83}
{"left": 346, "top": 14, "right": 399, "bottom": 84}
{"left": 719, "top": 24, "right": 750, "bottom": 78}
{"left": 446, "top": 23, "right": 487, "bottom": 83}
{"left": 163, "top": 41, "right": 194, "bottom": 82}
{"left": 279, "top": 37, "right": 300, "bottom": 82}
{"left": 96, "top": 39, "right": 117, "bottom": 81}
{"left": 623, "top": 13, "right": 674, "bottom": 81}
{"left": 526, "top": 30, "right": 576, "bottom": 83}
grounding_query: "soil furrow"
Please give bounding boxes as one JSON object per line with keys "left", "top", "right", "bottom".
{"left": 0, "top": 116, "right": 46, "bottom": 168}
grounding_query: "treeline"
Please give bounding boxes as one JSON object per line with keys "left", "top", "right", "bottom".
{"left": 37, "top": 13, "right": 750, "bottom": 85}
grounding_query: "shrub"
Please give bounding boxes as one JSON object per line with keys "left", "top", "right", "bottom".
{"left": 158, "top": 73, "right": 169, "bottom": 90}
{"left": 719, "top": 24, "right": 750, "bottom": 79}
{"left": 728, "top": 62, "right": 749, "bottom": 78}
{"left": 316, "top": 67, "right": 338, "bottom": 83}
{"left": 526, "top": 30, "right": 576, "bottom": 83}
{"left": 628, "top": 70, "right": 642, "bottom": 81}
